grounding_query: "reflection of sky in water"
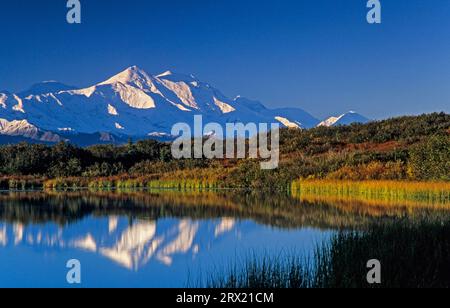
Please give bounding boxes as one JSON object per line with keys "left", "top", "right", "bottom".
{"left": 0, "top": 216, "right": 331, "bottom": 287}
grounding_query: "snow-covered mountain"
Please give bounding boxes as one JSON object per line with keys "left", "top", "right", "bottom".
{"left": 0, "top": 118, "right": 63, "bottom": 142}
{"left": 318, "top": 111, "right": 370, "bottom": 127}
{"left": 0, "top": 66, "right": 321, "bottom": 144}
{"left": 18, "top": 81, "right": 77, "bottom": 97}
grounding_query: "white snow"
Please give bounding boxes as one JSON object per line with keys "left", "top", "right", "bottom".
{"left": 156, "top": 70, "right": 173, "bottom": 78}
{"left": 99, "top": 66, "right": 152, "bottom": 88}
{"left": 0, "top": 66, "right": 323, "bottom": 139}
{"left": 112, "top": 83, "right": 156, "bottom": 109}
{"left": 115, "top": 123, "right": 125, "bottom": 130}
{"left": 0, "top": 93, "right": 7, "bottom": 108}
{"left": 275, "top": 116, "right": 301, "bottom": 129}
{"left": 0, "top": 118, "right": 39, "bottom": 138}
{"left": 70, "top": 86, "right": 96, "bottom": 98}
{"left": 12, "top": 95, "right": 25, "bottom": 113}
{"left": 157, "top": 78, "right": 198, "bottom": 109}
{"left": 318, "top": 112, "right": 370, "bottom": 127}
{"left": 318, "top": 116, "right": 341, "bottom": 127}
{"left": 108, "top": 104, "right": 119, "bottom": 116}
{"left": 171, "top": 103, "right": 192, "bottom": 112}
{"left": 49, "top": 93, "right": 63, "bottom": 106}
{"left": 213, "top": 97, "right": 235, "bottom": 114}
{"left": 148, "top": 132, "right": 171, "bottom": 137}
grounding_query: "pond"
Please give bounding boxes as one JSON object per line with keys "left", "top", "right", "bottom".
{"left": 0, "top": 191, "right": 448, "bottom": 287}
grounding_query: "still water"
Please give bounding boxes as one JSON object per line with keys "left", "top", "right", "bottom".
{"left": 0, "top": 191, "right": 444, "bottom": 287}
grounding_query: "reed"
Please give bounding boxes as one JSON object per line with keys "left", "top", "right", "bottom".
{"left": 205, "top": 254, "right": 314, "bottom": 288}
{"left": 146, "top": 179, "right": 220, "bottom": 190}
{"left": 44, "top": 177, "right": 90, "bottom": 190}
{"left": 42, "top": 174, "right": 221, "bottom": 192}
{"left": 0, "top": 176, "right": 46, "bottom": 190}
{"left": 207, "top": 219, "right": 450, "bottom": 288}
{"left": 291, "top": 179, "right": 450, "bottom": 206}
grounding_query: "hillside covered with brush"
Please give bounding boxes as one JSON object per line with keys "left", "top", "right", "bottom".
{"left": 0, "top": 113, "right": 448, "bottom": 191}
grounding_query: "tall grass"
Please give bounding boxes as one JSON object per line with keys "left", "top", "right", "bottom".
{"left": 206, "top": 254, "right": 315, "bottom": 288}
{"left": 0, "top": 176, "right": 45, "bottom": 191}
{"left": 291, "top": 180, "right": 450, "bottom": 207}
{"left": 42, "top": 167, "right": 223, "bottom": 191}
{"left": 207, "top": 219, "right": 450, "bottom": 288}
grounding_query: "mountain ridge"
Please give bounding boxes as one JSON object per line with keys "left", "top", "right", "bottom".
{"left": 0, "top": 66, "right": 369, "bottom": 145}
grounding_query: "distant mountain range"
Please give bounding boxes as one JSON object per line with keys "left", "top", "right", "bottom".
{"left": 0, "top": 66, "right": 370, "bottom": 145}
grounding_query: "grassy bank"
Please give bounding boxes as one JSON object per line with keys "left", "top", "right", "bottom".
{"left": 0, "top": 114, "right": 448, "bottom": 189}
{"left": 206, "top": 219, "right": 450, "bottom": 288}
{"left": 291, "top": 180, "right": 450, "bottom": 207}
{"left": 2, "top": 176, "right": 449, "bottom": 210}
{"left": 42, "top": 176, "right": 221, "bottom": 191}
{"left": 0, "top": 176, "right": 46, "bottom": 190}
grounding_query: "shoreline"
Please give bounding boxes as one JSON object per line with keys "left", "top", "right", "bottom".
{"left": 0, "top": 177, "right": 449, "bottom": 208}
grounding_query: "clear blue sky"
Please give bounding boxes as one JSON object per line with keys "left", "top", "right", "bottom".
{"left": 0, "top": 0, "right": 449, "bottom": 119}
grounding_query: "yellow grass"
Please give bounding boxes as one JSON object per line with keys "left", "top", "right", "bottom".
{"left": 291, "top": 179, "right": 450, "bottom": 208}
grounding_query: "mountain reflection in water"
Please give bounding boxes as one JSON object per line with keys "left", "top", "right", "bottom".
{"left": 0, "top": 191, "right": 449, "bottom": 287}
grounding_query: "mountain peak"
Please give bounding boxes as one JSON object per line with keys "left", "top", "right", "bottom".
{"left": 124, "top": 65, "right": 150, "bottom": 76}
{"left": 99, "top": 66, "right": 152, "bottom": 87}
{"left": 318, "top": 111, "right": 370, "bottom": 127}
{"left": 0, "top": 65, "right": 322, "bottom": 142}
{"left": 19, "top": 81, "right": 77, "bottom": 96}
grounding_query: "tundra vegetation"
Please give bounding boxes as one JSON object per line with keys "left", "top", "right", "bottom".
{"left": 0, "top": 113, "right": 448, "bottom": 196}
{"left": 1, "top": 112, "right": 448, "bottom": 289}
